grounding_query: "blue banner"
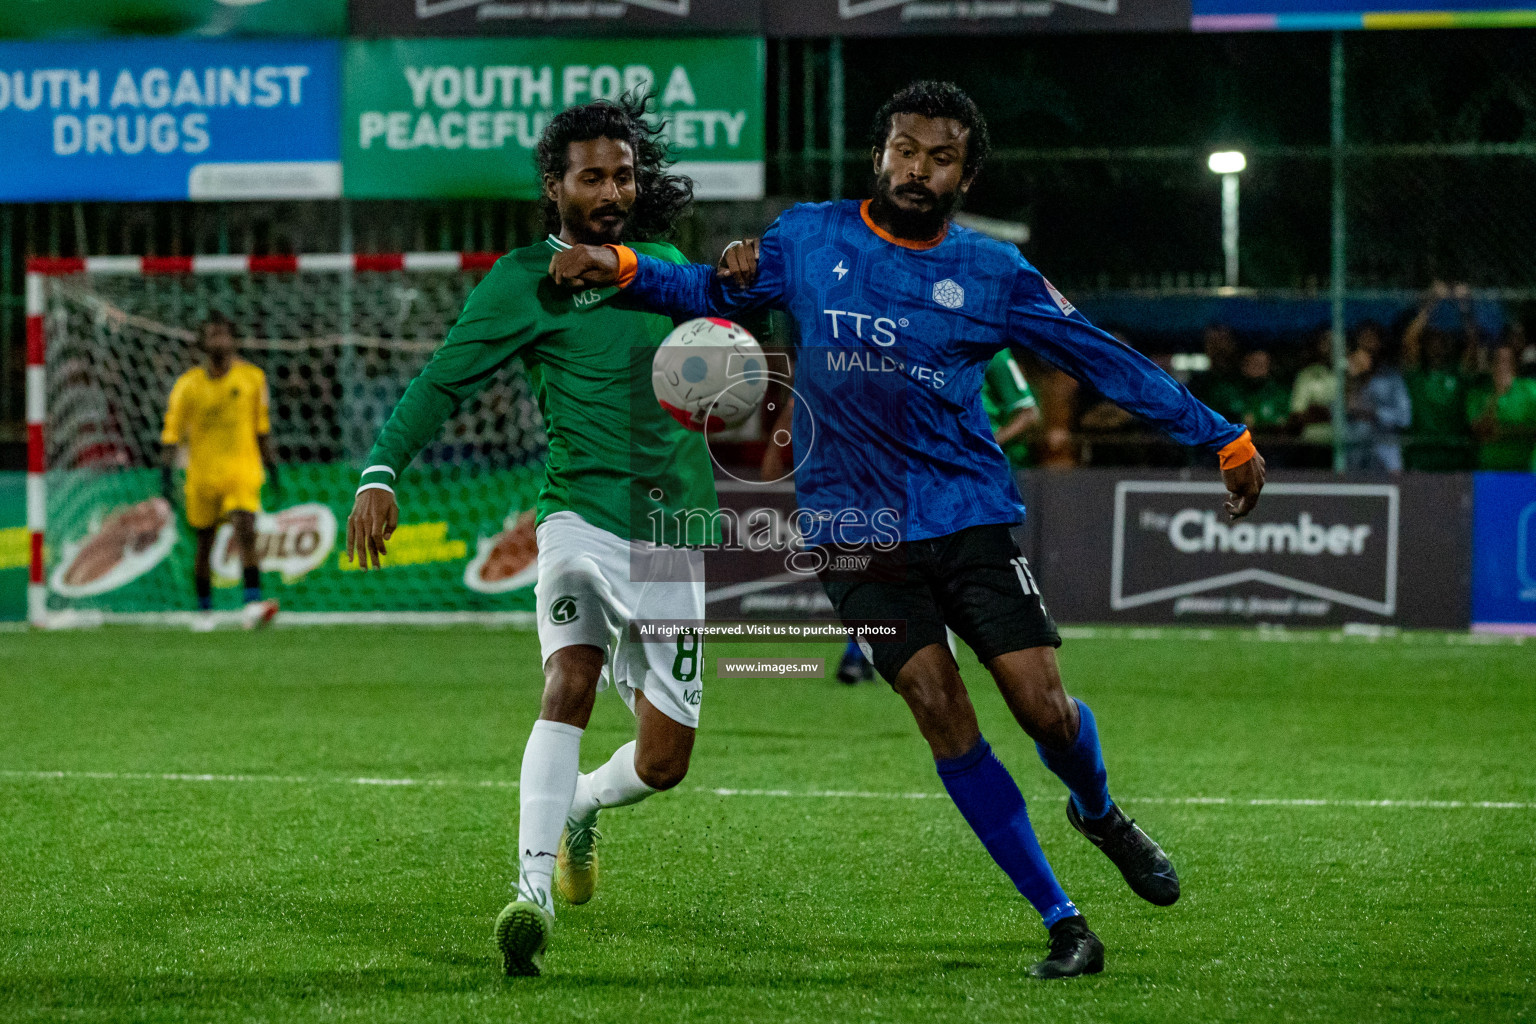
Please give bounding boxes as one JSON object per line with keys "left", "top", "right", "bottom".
{"left": 1471, "top": 472, "right": 1536, "bottom": 633}
{"left": 0, "top": 40, "right": 340, "bottom": 201}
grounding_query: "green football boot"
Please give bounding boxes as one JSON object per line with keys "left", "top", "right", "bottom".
{"left": 556, "top": 815, "right": 600, "bottom": 905}
{"left": 494, "top": 899, "right": 553, "bottom": 977}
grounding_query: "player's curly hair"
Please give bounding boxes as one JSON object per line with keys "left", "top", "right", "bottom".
{"left": 537, "top": 95, "right": 694, "bottom": 241}
{"left": 869, "top": 81, "right": 992, "bottom": 181}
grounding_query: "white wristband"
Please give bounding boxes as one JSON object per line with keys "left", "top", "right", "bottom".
{"left": 356, "top": 482, "right": 395, "bottom": 496}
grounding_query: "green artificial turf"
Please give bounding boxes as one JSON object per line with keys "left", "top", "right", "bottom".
{"left": 2, "top": 626, "right": 1532, "bottom": 1022}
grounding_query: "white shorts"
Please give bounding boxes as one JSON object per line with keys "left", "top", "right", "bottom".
{"left": 534, "top": 511, "right": 706, "bottom": 729}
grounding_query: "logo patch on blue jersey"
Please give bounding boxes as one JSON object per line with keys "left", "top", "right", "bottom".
{"left": 1044, "top": 278, "right": 1076, "bottom": 315}
{"left": 933, "top": 278, "right": 965, "bottom": 309}
{"left": 833, "top": 260, "right": 849, "bottom": 280}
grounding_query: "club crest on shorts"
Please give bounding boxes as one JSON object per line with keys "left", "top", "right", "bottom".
{"left": 933, "top": 278, "right": 965, "bottom": 309}
{"left": 550, "top": 596, "right": 579, "bottom": 623}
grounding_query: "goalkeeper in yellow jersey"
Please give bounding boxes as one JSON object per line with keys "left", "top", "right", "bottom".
{"left": 160, "top": 312, "right": 280, "bottom": 630}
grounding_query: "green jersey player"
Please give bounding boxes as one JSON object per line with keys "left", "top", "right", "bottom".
{"left": 982, "top": 349, "right": 1039, "bottom": 469}
{"left": 346, "top": 98, "right": 717, "bottom": 977}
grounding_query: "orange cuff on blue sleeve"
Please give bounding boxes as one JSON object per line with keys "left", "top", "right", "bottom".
{"left": 1218, "top": 429, "right": 1258, "bottom": 470}
{"left": 604, "top": 244, "right": 638, "bottom": 288}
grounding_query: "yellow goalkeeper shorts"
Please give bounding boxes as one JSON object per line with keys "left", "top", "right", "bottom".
{"left": 184, "top": 475, "right": 262, "bottom": 531}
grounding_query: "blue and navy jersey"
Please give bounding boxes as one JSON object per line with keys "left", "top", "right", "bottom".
{"left": 626, "top": 199, "right": 1245, "bottom": 546}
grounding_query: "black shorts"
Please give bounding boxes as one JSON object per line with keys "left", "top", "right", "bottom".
{"left": 816, "top": 523, "right": 1060, "bottom": 684}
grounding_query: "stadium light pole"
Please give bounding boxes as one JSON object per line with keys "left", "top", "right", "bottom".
{"left": 1207, "top": 151, "right": 1246, "bottom": 288}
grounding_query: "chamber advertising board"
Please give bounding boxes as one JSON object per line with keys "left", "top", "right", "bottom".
{"left": 0, "top": 40, "right": 341, "bottom": 201}
{"left": 1031, "top": 470, "right": 1472, "bottom": 629}
{"left": 343, "top": 37, "right": 764, "bottom": 200}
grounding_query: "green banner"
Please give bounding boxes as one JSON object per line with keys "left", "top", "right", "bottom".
{"left": 343, "top": 37, "right": 764, "bottom": 201}
{"left": 0, "top": 473, "right": 26, "bottom": 621}
{"left": 0, "top": 0, "right": 346, "bottom": 38}
{"left": 44, "top": 462, "right": 544, "bottom": 616}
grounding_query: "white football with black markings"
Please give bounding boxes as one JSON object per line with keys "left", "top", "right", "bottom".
{"left": 652, "top": 317, "right": 768, "bottom": 432}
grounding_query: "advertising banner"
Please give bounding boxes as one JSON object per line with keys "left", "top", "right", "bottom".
{"left": 0, "top": 0, "right": 346, "bottom": 40}
{"left": 764, "top": 0, "right": 1191, "bottom": 35}
{"left": 0, "top": 473, "right": 25, "bottom": 621}
{"left": 351, "top": 0, "right": 759, "bottom": 36}
{"left": 43, "top": 463, "right": 543, "bottom": 617}
{"left": 1471, "top": 472, "right": 1536, "bottom": 634}
{"left": 0, "top": 40, "right": 341, "bottom": 202}
{"left": 704, "top": 480, "right": 834, "bottom": 620}
{"left": 1191, "top": 0, "right": 1536, "bottom": 31}
{"left": 1031, "top": 470, "right": 1472, "bottom": 629}
{"left": 343, "top": 38, "right": 764, "bottom": 200}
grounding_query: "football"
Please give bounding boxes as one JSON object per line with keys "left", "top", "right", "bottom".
{"left": 652, "top": 317, "right": 768, "bottom": 432}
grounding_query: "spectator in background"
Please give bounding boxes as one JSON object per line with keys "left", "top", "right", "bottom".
{"left": 1401, "top": 285, "right": 1477, "bottom": 471}
{"left": 1209, "top": 349, "right": 1290, "bottom": 432}
{"left": 1467, "top": 342, "right": 1536, "bottom": 471}
{"left": 1290, "top": 327, "right": 1338, "bottom": 448}
{"left": 1504, "top": 321, "right": 1533, "bottom": 376}
{"left": 1345, "top": 331, "right": 1412, "bottom": 472}
{"left": 1187, "top": 323, "right": 1239, "bottom": 407}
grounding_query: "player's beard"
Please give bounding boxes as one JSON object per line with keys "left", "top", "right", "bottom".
{"left": 869, "top": 174, "right": 960, "bottom": 242}
{"left": 566, "top": 202, "right": 631, "bottom": 246}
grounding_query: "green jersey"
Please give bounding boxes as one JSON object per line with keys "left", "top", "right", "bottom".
{"left": 360, "top": 236, "right": 717, "bottom": 544}
{"left": 1208, "top": 377, "right": 1291, "bottom": 430}
{"left": 1466, "top": 377, "right": 1536, "bottom": 471}
{"left": 981, "top": 350, "right": 1037, "bottom": 468}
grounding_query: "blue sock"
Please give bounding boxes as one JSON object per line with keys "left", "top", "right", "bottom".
{"left": 197, "top": 594, "right": 212, "bottom": 611}
{"left": 936, "top": 736, "right": 1078, "bottom": 928}
{"left": 242, "top": 565, "right": 261, "bottom": 604}
{"left": 844, "top": 639, "right": 863, "bottom": 660}
{"left": 1036, "top": 698, "right": 1113, "bottom": 820}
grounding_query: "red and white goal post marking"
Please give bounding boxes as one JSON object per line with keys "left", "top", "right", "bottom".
{"left": 25, "top": 252, "right": 511, "bottom": 630}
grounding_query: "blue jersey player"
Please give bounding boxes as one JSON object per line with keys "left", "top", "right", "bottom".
{"left": 551, "top": 82, "right": 1266, "bottom": 978}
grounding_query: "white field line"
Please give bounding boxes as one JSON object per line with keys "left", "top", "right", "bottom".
{"left": 0, "top": 770, "right": 1531, "bottom": 811}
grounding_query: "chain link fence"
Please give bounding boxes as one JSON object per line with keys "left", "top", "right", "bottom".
{"left": 5, "top": 31, "right": 1535, "bottom": 469}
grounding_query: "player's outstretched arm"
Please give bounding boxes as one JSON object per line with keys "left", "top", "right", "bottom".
{"left": 347, "top": 486, "right": 399, "bottom": 571}
{"left": 548, "top": 229, "right": 784, "bottom": 322}
{"left": 1006, "top": 268, "right": 1264, "bottom": 517}
{"left": 1222, "top": 450, "right": 1266, "bottom": 520}
{"left": 548, "top": 244, "right": 621, "bottom": 288}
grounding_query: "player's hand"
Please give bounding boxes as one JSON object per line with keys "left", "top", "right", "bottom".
{"left": 716, "top": 238, "right": 760, "bottom": 289}
{"left": 549, "top": 244, "right": 619, "bottom": 288}
{"left": 1222, "top": 450, "right": 1266, "bottom": 520}
{"left": 346, "top": 487, "right": 399, "bottom": 571}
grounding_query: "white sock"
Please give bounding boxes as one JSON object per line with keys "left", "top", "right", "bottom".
{"left": 568, "top": 740, "right": 658, "bottom": 824}
{"left": 516, "top": 719, "right": 583, "bottom": 915}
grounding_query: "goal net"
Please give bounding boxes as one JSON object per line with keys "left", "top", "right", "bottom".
{"left": 26, "top": 254, "right": 549, "bottom": 627}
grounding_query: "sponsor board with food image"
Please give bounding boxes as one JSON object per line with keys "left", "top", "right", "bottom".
{"left": 39, "top": 462, "right": 543, "bottom": 616}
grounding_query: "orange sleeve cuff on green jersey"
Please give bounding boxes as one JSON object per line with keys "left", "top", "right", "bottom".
{"left": 1218, "top": 429, "right": 1258, "bottom": 470}
{"left": 605, "top": 244, "right": 638, "bottom": 288}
